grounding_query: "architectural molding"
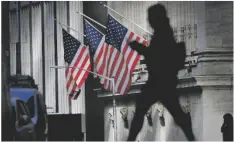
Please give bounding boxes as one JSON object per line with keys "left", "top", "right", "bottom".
{"left": 194, "top": 47, "right": 233, "bottom": 54}
{"left": 195, "top": 47, "right": 233, "bottom": 63}
{"left": 177, "top": 75, "right": 233, "bottom": 90}
{"left": 95, "top": 74, "right": 233, "bottom": 98}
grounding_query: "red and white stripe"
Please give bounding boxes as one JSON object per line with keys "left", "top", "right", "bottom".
{"left": 121, "top": 31, "right": 148, "bottom": 73}
{"left": 65, "top": 44, "right": 91, "bottom": 99}
{"left": 93, "top": 37, "right": 131, "bottom": 95}
{"left": 93, "top": 32, "right": 148, "bottom": 95}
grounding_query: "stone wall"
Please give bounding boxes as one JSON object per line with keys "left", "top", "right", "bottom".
{"left": 205, "top": 1, "right": 233, "bottom": 48}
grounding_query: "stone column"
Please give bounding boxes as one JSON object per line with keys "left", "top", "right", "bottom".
{"left": 194, "top": 1, "right": 233, "bottom": 140}
{"left": 195, "top": 1, "right": 207, "bottom": 52}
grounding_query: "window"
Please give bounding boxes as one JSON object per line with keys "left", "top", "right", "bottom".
{"left": 26, "top": 96, "right": 35, "bottom": 118}
{"left": 16, "top": 100, "right": 29, "bottom": 121}
{"left": 20, "top": 102, "right": 30, "bottom": 116}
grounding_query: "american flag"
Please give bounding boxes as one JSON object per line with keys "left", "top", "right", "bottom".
{"left": 84, "top": 20, "right": 131, "bottom": 95}
{"left": 62, "top": 29, "right": 91, "bottom": 100}
{"left": 106, "top": 14, "right": 148, "bottom": 74}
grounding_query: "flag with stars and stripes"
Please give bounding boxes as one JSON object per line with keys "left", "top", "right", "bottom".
{"left": 106, "top": 14, "right": 148, "bottom": 74}
{"left": 84, "top": 20, "right": 131, "bottom": 95}
{"left": 62, "top": 29, "right": 91, "bottom": 100}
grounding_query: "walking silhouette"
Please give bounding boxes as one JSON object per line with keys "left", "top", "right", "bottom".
{"left": 127, "top": 4, "right": 195, "bottom": 141}
{"left": 221, "top": 113, "right": 233, "bottom": 141}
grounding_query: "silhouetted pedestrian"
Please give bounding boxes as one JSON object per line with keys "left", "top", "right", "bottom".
{"left": 127, "top": 4, "right": 195, "bottom": 141}
{"left": 221, "top": 113, "right": 233, "bottom": 141}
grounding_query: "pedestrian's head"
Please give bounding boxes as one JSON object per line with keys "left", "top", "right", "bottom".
{"left": 223, "top": 113, "right": 233, "bottom": 124}
{"left": 147, "top": 4, "right": 169, "bottom": 30}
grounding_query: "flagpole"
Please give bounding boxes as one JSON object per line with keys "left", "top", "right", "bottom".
{"left": 76, "top": 11, "right": 107, "bottom": 29}
{"left": 50, "top": 65, "right": 118, "bottom": 142}
{"left": 54, "top": 19, "right": 86, "bottom": 37}
{"left": 100, "top": 2, "right": 153, "bottom": 35}
{"left": 50, "top": 66, "right": 110, "bottom": 80}
{"left": 111, "top": 78, "right": 117, "bottom": 141}
{"left": 75, "top": 12, "right": 118, "bottom": 141}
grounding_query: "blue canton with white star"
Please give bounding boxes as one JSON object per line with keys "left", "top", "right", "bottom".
{"left": 62, "top": 29, "right": 81, "bottom": 64}
{"left": 105, "top": 14, "right": 128, "bottom": 51}
{"left": 84, "top": 20, "right": 103, "bottom": 55}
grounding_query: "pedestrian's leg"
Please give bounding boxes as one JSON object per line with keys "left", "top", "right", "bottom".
{"left": 127, "top": 94, "right": 154, "bottom": 141}
{"left": 162, "top": 96, "right": 195, "bottom": 141}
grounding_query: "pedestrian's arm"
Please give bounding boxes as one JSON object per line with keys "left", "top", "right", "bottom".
{"left": 128, "top": 41, "right": 147, "bottom": 55}
{"left": 221, "top": 124, "right": 227, "bottom": 133}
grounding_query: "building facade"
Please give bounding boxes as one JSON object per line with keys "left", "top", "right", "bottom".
{"left": 94, "top": 1, "right": 233, "bottom": 141}
{"left": 8, "top": 1, "right": 233, "bottom": 141}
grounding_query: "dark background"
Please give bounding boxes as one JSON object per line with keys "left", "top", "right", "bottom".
{"left": 48, "top": 114, "right": 83, "bottom": 141}
{"left": 2, "top": 1, "right": 13, "bottom": 141}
